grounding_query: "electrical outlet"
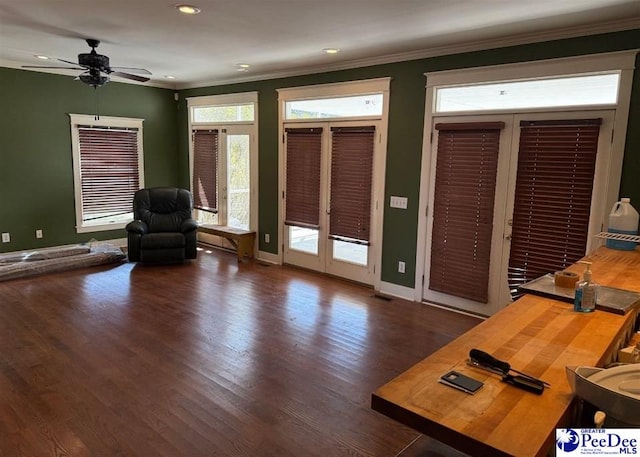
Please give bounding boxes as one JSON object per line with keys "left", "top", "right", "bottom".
{"left": 265, "top": 233, "right": 270, "bottom": 243}
{"left": 398, "top": 261, "right": 405, "bottom": 273}
{"left": 1, "top": 233, "right": 9, "bottom": 243}
{"left": 36, "top": 229, "right": 43, "bottom": 239}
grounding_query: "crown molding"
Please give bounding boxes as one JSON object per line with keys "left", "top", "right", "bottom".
{"left": 177, "top": 17, "right": 640, "bottom": 90}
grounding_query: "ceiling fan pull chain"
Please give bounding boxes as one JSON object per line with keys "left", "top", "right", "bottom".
{"left": 95, "top": 88, "right": 100, "bottom": 121}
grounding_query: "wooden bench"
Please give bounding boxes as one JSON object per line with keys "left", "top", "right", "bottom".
{"left": 198, "top": 225, "right": 256, "bottom": 262}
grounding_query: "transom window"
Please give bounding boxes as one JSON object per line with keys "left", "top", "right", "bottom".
{"left": 192, "top": 103, "right": 255, "bottom": 123}
{"left": 285, "top": 94, "right": 383, "bottom": 120}
{"left": 435, "top": 72, "right": 620, "bottom": 113}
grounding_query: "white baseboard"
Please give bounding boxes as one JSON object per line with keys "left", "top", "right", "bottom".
{"left": 377, "top": 281, "right": 415, "bottom": 301}
{"left": 257, "top": 250, "right": 280, "bottom": 265}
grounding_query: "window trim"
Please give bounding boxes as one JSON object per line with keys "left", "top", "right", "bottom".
{"left": 277, "top": 78, "right": 389, "bottom": 122}
{"left": 415, "top": 50, "right": 637, "bottom": 304}
{"left": 186, "top": 92, "right": 259, "bottom": 232}
{"left": 69, "top": 114, "right": 144, "bottom": 233}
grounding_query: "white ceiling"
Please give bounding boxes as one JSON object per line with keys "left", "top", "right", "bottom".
{"left": 1, "top": 0, "right": 639, "bottom": 90}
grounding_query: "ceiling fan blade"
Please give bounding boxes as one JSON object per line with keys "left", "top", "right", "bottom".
{"left": 110, "top": 66, "right": 152, "bottom": 75}
{"left": 58, "top": 58, "right": 87, "bottom": 67}
{"left": 110, "top": 71, "right": 150, "bottom": 83}
{"left": 22, "top": 65, "right": 85, "bottom": 70}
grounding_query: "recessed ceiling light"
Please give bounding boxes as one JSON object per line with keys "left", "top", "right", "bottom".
{"left": 176, "top": 4, "right": 201, "bottom": 14}
{"left": 165, "top": 75, "right": 176, "bottom": 79}
{"left": 237, "top": 63, "right": 250, "bottom": 69}
{"left": 35, "top": 55, "right": 50, "bottom": 60}
{"left": 323, "top": 48, "right": 340, "bottom": 54}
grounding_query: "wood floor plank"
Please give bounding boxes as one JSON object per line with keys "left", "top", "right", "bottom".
{"left": 0, "top": 247, "right": 480, "bottom": 456}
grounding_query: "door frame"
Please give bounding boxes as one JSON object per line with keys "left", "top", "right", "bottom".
{"left": 422, "top": 114, "right": 515, "bottom": 316}
{"left": 415, "top": 51, "right": 637, "bottom": 312}
{"left": 277, "top": 78, "right": 391, "bottom": 288}
{"left": 281, "top": 119, "right": 384, "bottom": 285}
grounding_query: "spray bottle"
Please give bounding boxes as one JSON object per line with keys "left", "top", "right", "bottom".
{"left": 574, "top": 261, "right": 598, "bottom": 313}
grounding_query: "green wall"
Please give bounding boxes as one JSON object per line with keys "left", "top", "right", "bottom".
{"left": 0, "top": 69, "right": 178, "bottom": 252}
{"left": 179, "top": 29, "right": 640, "bottom": 287}
{"left": 1, "top": 29, "right": 638, "bottom": 290}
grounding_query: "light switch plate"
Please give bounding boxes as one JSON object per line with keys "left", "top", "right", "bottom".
{"left": 1, "top": 233, "right": 10, "bottom": 243}
{"left": 390, "top": 196, "right": 408, "bottom": 209}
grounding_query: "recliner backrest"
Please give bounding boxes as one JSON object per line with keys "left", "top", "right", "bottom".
{"left": 133, "top": 187, "right": 193, "bottom": 232}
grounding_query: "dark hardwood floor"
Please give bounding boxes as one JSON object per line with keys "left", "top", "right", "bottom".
{"left": 0, "top": 247, "right": 480, "bottom": 456}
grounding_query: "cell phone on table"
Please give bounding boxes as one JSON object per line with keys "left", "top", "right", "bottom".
{"left": 439, "top": 370, "right": 484, "bottom": 394}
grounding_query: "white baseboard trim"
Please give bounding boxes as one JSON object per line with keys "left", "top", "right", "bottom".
{"left": 257, "top": 251, "right": 280, "bottom": 265}
{"left": 378, "top": 281, "right": 416, "bottom": 301}
{"left": 420, "top": 300, "right": 488, "bottom": 319}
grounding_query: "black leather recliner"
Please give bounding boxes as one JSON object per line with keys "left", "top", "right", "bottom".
{"left": 125, "top": 187, "right": 198, "bottom": 263}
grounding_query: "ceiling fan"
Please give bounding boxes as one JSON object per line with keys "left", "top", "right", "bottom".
{"left": 22, "top": 39, "right": 151, "bottom": 88}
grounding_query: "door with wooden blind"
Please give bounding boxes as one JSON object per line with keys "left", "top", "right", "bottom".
{"left": 282, "top": 121, "right": 381, "bottom": 285}
{"left": 499, "top": 111, "right": 614, "bottom": 306}
{"left": 423, "top": 111, "right": 613, "bottom": 315}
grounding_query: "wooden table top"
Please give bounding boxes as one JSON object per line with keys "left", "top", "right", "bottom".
{"left": 372, "top": 247, "right": 640, "bottom": 457}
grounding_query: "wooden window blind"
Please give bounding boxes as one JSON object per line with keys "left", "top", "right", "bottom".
{"left": 429, "top": 122, "right": 504, "bottom": 303}
{"left": 78, "top": 126, "right": 140, "bottom": 223}
{"left": 192, "top": 129, "right": 218, "bottom": 213}
{"left": 285, "top": 128, "right": 322, "bottom": 229}
{"left": 508, "top": 119, "right": 601, "bottom": 296}
{"left": 329, "top": 126, "right": 375, "bottom": 244}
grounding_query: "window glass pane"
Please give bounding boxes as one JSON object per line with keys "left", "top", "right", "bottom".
{"left": 289, "top": 226, "right": 318, "bottom": 254}
{"left": 227, "top": 134, "right": 250, "bottom": 230}
{"left": 194, "top": 208, "right": 219, "bottom": 225}
{"left": 193, "top": 104, "right": 254, "bottom": 123}
{"left": 333, "top": 240, "right": 367, "bottom": 266}
{"left": 285, "top": 94, "right": 383, "bottom": 120}
{"left": 435, "top": 73, "right": 620, "bottom": 113}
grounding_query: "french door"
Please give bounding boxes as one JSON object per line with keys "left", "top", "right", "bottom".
{"left": 282, "top": 120, "right": 381, "bottom": 285}
{"left": 422, "top": 110, "right": 614, "bottom": 315}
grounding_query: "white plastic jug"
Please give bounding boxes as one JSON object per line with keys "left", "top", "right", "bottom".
{"left": 606, "top": 198, "right": 639, "bottom": 251}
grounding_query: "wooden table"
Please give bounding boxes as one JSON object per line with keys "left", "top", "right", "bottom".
{"left": 372, "top": 247, "right": 640, "bottom": 457}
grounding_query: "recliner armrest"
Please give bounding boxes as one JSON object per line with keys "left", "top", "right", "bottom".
{"left": 126, "top": 220, "right": 148, "bottom": 234}
{"left": 181, "top": 218, "right": 199, "bottom": 234}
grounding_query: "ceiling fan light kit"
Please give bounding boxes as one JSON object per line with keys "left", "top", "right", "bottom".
{"left": 22, "top": 39, "right": 151, "bottom": 88}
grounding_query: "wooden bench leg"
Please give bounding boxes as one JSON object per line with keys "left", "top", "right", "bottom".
{"left": 236, "top": 233, "right": 255, "bottom": 261}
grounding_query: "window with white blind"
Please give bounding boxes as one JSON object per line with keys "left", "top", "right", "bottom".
{"left": 70, "top": 114, "right": 144, "bottom": 233}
